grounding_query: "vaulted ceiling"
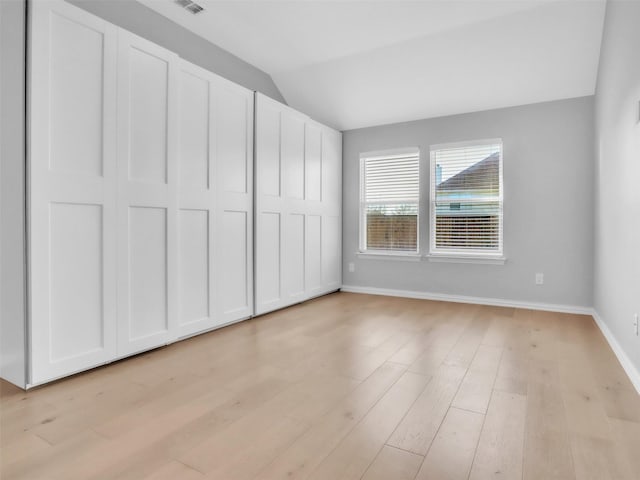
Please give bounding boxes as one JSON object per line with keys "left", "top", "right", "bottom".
{"left": 141, "top": 0, "right": 607, "bottom": 130}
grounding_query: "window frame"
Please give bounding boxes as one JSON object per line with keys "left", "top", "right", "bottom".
{"left": 428, "top": 139, "right": 504, "bottom": 259}
{"left": 358, "top": 147, "right": 421, "bottom": 256}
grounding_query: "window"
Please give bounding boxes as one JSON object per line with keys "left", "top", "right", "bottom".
{"left": 429, "top": 140, "right": 503, "bottom": 257}
{"left": 360, "top": 148, "right": 420, "bottom": 253}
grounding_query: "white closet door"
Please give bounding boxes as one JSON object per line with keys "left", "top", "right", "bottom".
{"left": 304, "top": 123, "right": 324, "bottom": 297}
{"left": 255, "top": 94, "right": 342, "bottom": 316}
{"left": 29, "top": 1, "right": 118, "bottom": 384}
{"left": 176, "top": 61, "right": 216, "bottom": 338}
{"left": 116, "top": 31, "right": 179, "bottom": 356}
{"left": 255, "top": 98, "right": 284, "bottom": 314}
{"left": 321, "top": 127, "right": 343, "bottom": 290}
{"left": 214, "top": 82, "right": 254, "bottom": 324}
{"left": 281, "top": 110, "right": 308, "bottom": 305}
{"left": 255, "top": 95, "right": 308, "bottom": 314}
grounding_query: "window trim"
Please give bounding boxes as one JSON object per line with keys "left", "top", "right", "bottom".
{"left": 359, "top": 147, "right": 421, "bottom": 254}
{"left": 429, "top": 138, "right": 504, "bottom": 258}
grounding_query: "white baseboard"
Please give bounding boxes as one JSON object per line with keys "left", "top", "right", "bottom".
{"left": 340, "top": 285, "right": 593, "bottom": 315}
{"left": 591, "top": 310, "right": 640, "bottom": 394}
{"left": 340, "top": 285, "right": 640, "bottom": 395}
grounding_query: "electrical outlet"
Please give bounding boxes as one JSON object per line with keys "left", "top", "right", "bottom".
{"left": 535, "top": 273, "right": 544, "bottom": 285}
{"left": 634, "top": 313, "right": 639, "bottom": 336}
{"left": 348, "top": 262, "right": 355, "bottom": 273}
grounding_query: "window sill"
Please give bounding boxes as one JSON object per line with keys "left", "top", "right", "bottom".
{"left": 357, "top": 251, "right": 422, "bottom": 262}
{"left": 425, "top": 254, "right": 506, "bottom": 265}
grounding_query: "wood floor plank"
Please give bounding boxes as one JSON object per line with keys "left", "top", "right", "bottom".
{"left": 82, "top": 375, "right": 295, "bottom": 479}
{"left": 254, "top": 362, "right": 407, "bottom": 480}
{"left": 93, "top": 367, "right": 288, "bottom": 438}
{"left": 306, "top": 371, "right": 430, "bottom": 480}
{"left": 415, "top": 407, "right": 484, "bottom": 480}
{"left": 451, "top": 344, "right": 502, "bottom": 414}
{"left": 557, "top": 343, "right": 614, "bottom": 440}
{"left": 443, "top": 313, "right": 489, "bottom": 369}
{"left": 0, "top": 432, "right": 51, "bottom": 470}
{"left": 178, "top": 373, "right": 358, "bottom": 476}
{"left": 387, "top": 364, "right": 467, "bottom": 455}
{"left": 468, "top": 390, "right": 527, "bottom": 480}
{"left": 570, "top": 434, "right": 636, "bottom": 480}
{"left": 388, "top": 323, "right": 439, "bottom": 365}
{"left": 142, "top": 461, "right": 204, "bottom": 480}
{"left": 1, "top": 430, "right": 108, "bottom": 480}
{"left": 493, "top": 345, "right": 529, "bottom": 395}
{"left": 43, "top": 387, "right": 242, "bottom": 480}
{"left": 523, "top": 381, "right": 575, "bottom": 480}
{"left": 570, "top": 435, "right": 615, "bottom": 480}
{"left": 597, "top": 384, "right": 640, "bottom": 423}
{"left": 408, "top": 322, "right": 467, "bottom": 376}
{"left": 608, "top": 418, "right": 640, "bottom": 478}
{"left": 361, "top": 445, "right": 423, "bottom": 480}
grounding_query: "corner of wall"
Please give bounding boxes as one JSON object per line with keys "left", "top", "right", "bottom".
{"left": 591, "top": 0, "right": 640, "bottom": 392}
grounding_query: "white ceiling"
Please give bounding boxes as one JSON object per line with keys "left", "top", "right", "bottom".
{"left": 141, "top": 0, "right": 607, "bottom": 130}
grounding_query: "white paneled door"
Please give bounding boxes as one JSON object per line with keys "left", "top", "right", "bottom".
{"left": 321, "top": 127, "right": 343, "bottom": 290}
{"left": 281, "top": 111, "right": 307, "bottom": 305}
{"left": 254, "top": 94, "right": 342, "bottom": 315}
{"left": 116, "top": 30, "right": 179, "bottom": 356}
{"left": 176, "top": 60, "right": 254, "bottom": 335}
{"left": 215, "top": 82, "right": 255, "bottom": 323}
{"left": 176, "top": 61, "right": 215, "bottom": 338}
{"left": 29, "top": 0, "right": 118, "bottom": 383}
{"left": 255, "top": 98, "right": 285, "bottom": 313}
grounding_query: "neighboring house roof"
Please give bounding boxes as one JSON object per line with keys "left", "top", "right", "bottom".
{"left": 437, "top": 152, "right": 499, "bottom": 192}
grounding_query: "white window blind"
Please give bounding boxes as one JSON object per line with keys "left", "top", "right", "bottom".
{"left": 360, "top": 149, "right": 420, "bottom": 252}
{"left": 430, "top": 140, "right": 503, "bottom": 256}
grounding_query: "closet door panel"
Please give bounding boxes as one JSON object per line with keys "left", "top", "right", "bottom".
{"left": 280, "top": 109, "right": 306, "bottom": 304}
{"left": 255, "top": 99, "right": 283, "bottom": 314}
{"left": 305, "top": 214, "right": 322, "bottom": 294}
{"left": 117, "top": 31, "right": 178, "bottom": 356}
{"left": 285, "top": 213, "right": 305, "bottom": 299}
{"left": 214, "top": 84, "right": 254, "bottom": 322}
{"left": 218, "top": 92, "right": 249, "bottom": 194}
{"left": 257, "top": 105, "right": 281, "bottom": 197}
{"left": 256, "top": 212, "right": 281, "bottom": 307}
{"left": 220, "top": 211, "right": 249, "bottom": 314}
{"left": 322, "top": 214, "right": 342, "bottom": 288}
{"left": 30, "top": 0, "right": 118, "bottom": 384}
{"left": 178, "top": 209, "right": 210, "bottom": 326}
{"left": 129, "top": 49, "right": 169, "bottom": 184}
{"left": 176, "top": 61, "right": 216, "bottom": 337}
{"left": 179, "top": 71, "right": 209, "bottom": 190}
{"left": 281, "top": 114, "right": 305, "bottom": 200}
{"left": 128, "top": 207, "right": 168, "bottom": 339}
{"left": 50, "top": 13, "right": 104, "bottom": 175}
{"left": 50, "top": 203, "right": 104, "bottom": 361}
{"left": 305, "top": 124, "right": 322, "bottom": 202}
{"left": 322, "top": 129, "right": 343, "bottom": 211}
{"left": 321, "top": 129, "right": 343, "bottom": 289}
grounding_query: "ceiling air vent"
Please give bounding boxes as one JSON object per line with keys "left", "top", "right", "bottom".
{"left": 175, "top": 0, "right": 205, "bottom": 15}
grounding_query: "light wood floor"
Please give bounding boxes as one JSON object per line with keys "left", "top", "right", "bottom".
{"left": 2, "top": 292, "right": 640, "bottom": 480}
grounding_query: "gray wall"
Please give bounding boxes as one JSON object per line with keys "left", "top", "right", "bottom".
{"left": 0, "top": 0, "right": 27, "bottom": 387}
{"left": 594, "top": 1, "right": 640, "bottom": 376}
{"left": 343, "top": 97, "right": 595, "bottom": 308}
{"left": 69, "top": 0, "right": 286, "bottom": 103}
